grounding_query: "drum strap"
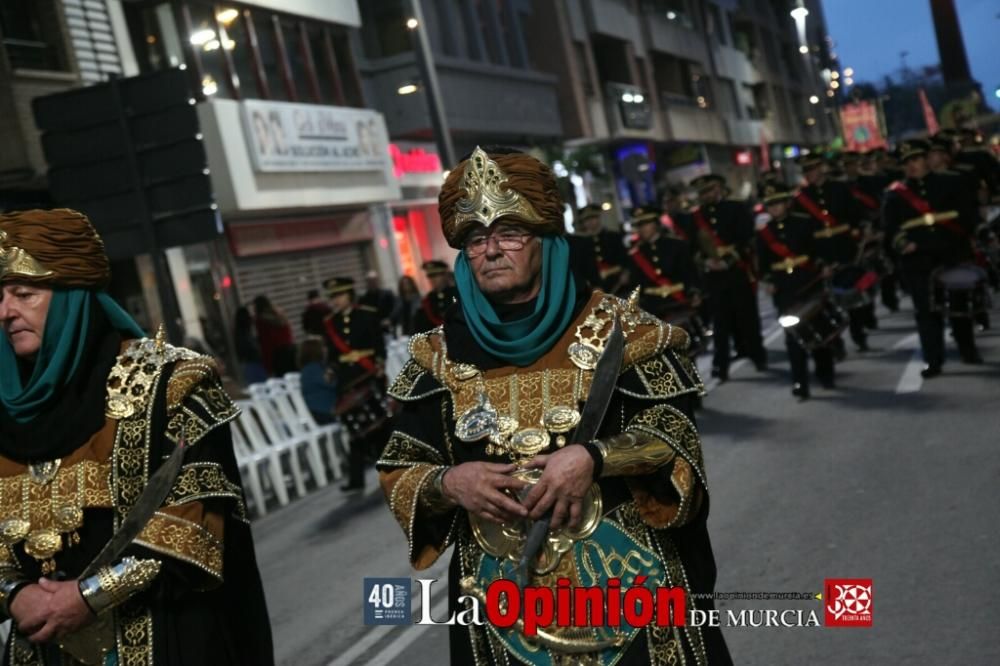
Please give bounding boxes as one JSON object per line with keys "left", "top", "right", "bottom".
{"left": 795, "top": 191, "right": 838, "bottom": 227}
{"left": 889, "top": 181, "right": 968, "bottom": 238}
{"left": 849, "top": 186, "right": 880, "bottom": 211}
{"left": 325, "top": 316, "right": 377, "bottom": 373}
{"left": 420, "top": 294, "right": 444, "bottom": 327}
{"left": 693, "top": 207, "right": 758, "bottom": 288}
{"left": 760, "top": 225, "right": 817, "bottom": 273}
{"left": 628, "top": 248, "right": 688, "bottom": 304}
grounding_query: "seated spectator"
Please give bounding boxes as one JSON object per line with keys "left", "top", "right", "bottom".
{"left": 297, "top": 336, "right": 338, "bottom": 425}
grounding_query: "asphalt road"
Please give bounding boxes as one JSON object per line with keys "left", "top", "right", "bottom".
{"left": 254, "top": 295, "right": 1000, "bottom": 666}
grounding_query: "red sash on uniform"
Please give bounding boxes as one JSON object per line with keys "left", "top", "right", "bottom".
{"left": 849, "top": 186, "right": 879, "bottom": 211}
{"left": 794, "top": 191, "right": 838, "bottom": 227}
{"left": 758, "top": 225, "right": 816, "bottom": 272}
{"left": 324, "top": 316, "right": 376, "bottom": 373}
{"left": 628, "top": 248, "right": 688, "bottom": 304}
{"left": 660, "top": 213, "right": 688, "bottom": 241}
{"left": 693, "top": 207, "right": 757, "bottom": 288}
{"left": 888, "top": 181, "right": 968, "bottom": 237}
{"left": 420, "top": 294, "right": 444, "bottom": 327}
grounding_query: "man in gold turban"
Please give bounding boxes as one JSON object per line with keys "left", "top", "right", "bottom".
{"left": 0, "top": 209, "right": 273, "bottom": 665}
{"left": 377, "top": 148, "right": 732, "bottom": 665}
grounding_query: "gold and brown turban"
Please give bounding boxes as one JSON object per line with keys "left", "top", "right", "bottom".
{"left": 0, "top": 208, "right": 111, "bottom": 289}
{"left": 438, "top": 147, "right": 565, "bottom": 248}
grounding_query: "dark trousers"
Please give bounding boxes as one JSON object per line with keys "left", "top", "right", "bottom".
{"left": 786, "top": 332, "right": 834, "bottom": 389}
{"left": 905, "top": 269, "right": 977, "bottom": 366}
{"left": 881, "top": 272, "right": 900, "bottom": 310}
{"left": 848, "top": 307, "right": 868, "bottom": 347}
{"left": 708, "top": 270, "right": 764, "bottom": 374}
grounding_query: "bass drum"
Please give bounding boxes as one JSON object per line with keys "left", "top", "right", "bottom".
{"left": 931, "top": 263, "right": 991, "bottom": 318}
{"left": 782, "top": 294, "right": 848, "bottom": 352}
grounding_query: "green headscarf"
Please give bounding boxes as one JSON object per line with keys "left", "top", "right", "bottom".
{"left": 0, "top": 289, "right": 145, "bottom": 423}
{"left": 454, "top": 236, "right": 577, "bottom": 367}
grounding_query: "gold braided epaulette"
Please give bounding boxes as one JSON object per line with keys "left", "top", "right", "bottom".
{"left": 105, "top": 328, "right": 202, "bottom": 420}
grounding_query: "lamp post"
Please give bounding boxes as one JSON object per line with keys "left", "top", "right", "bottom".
{"left": 406, "top": 0, "right": 456, "bottom": 168}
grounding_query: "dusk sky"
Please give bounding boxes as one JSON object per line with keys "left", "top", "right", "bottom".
{"left": 823, "top": 0, "right": 1000, "bottom": 111}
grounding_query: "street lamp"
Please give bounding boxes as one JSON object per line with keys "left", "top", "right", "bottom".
{"left": 790, "top": 6, "right": 809, "bottom": 21}
{"left": 809, "top": 95, "right": 819, "bottom": 104}
{"left": 844, "top": 67, "right": 855, "bottom": 77}
{"left": 405, "top": 17, "right": 418, "bottom": 30}
{"left": 397, "top": 83, "right": 418, "bottom": 95}
{"left": 799, "top": 45, "right": 809, "bottom": 54}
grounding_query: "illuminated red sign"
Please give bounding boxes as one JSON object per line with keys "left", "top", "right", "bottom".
{"left": 389, "top": 143, "right": 442, "bottom": 179}
{"left": 733, "top": 150, "right": 753, "bottom": 166}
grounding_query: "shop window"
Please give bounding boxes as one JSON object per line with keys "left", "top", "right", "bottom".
{"left": 223, "top": 8, "right": 263, "bottom": 99}
{"left": 358, "top": 0, "right": 411, "bottom": 59}
{"left": 185, "top": 3, "right": 234, "bottom": 98}
{"left": 0, "top": 0, "right": 68, "bottom": 70}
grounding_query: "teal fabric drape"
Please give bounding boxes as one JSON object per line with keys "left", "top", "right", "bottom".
{"left": 0, "top": 289, "right": 144, "bottom": 423}
{"left": 453, "top": 236, "right": 576, "bottom": 366}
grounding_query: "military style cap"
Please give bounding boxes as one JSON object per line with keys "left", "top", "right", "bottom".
{"left": 323, "top": 276, "right": 355, "bottom": 296}
{"left": 421, "top": 260, "right": 450, "bottom": 277}
{"left": 689, "top": 174, "right": 726, "bottom": 192}
{"left": 840, "top": 150, "right": 861, "bottom": 165}
{"left": 759, "top": 181, "right": 794, "bottom": 205}
{"left": 576, "top": 203, "right": 602, "bottom": 220}
{"left": 897, "top": 139, "right": 929, "bottom": 162}
{"left": 628, "top": 206, "right": 662, "bottom": 225}
{"left": 438, "top": 146, "right": 564, "bottom": 249}
{"left": 796, "top": 149, "right": 826, "bottom": 170}
{"left": 928, "top": 134, "right": 954, "bottom": 153}
{"left": 0, "top": 208, "right": 111, "bottom": 289}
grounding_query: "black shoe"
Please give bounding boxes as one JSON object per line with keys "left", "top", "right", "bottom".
{"left": 792, "top": 384, "right": 810, "bottom": 401}
{"left": 920, "top": 364, "right": 942, "bottom": 378}
{"left": 960, "top": 351, "right": 984, "bottom": 365}
{"left": 856, "top": 340, "right": 870, "bottom": 352}
{"left": 711, "top": 367, "right": 729, "bottom": 382}
{"left": 753, "top": 352, "right": 768, "bottom": 371}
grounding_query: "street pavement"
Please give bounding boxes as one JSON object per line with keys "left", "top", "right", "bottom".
{"left": 253, "top": 295, "right": 1000, "bottom": 666}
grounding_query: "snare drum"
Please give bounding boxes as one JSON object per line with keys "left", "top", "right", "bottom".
{"left": 931, "top": 263, "right": 991, "bottom": 318}
{"left": 335, "top": 377, "right": 388, "bottom": 438}
{"left": 830, "top": 265, "right": 878, "bottom": 311}
{"left": 782, "top": 294, "right": 848, "bottom": 351}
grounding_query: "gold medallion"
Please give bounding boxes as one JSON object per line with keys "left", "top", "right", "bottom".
{"left": 509, "top": 428, "right": 550, "bottom": 457}
{"left": 0, "top": 518, "right": 30, "bottom": 545}
{"left": 568, "top": 342, "right": 601, "bottom": 370}
{"left": 25, "top": 528, "right": 62, "bottom": 561}
{"left": 451, "top": 363, "right": 480, "bottom": 381}
{"left": 542, "top": 406, "right": 581, "bottom": 434}
{"left": 497, "top": 416, "right": 519, "bottom": 437}
{"left": 54, "top": 505, "right": 84, "bottom": 533}
{"left": 105, "top": 395, "right": 133, "bottom": 419}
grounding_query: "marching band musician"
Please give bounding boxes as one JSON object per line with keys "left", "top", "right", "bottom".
{"left": 690, "top": 173, "right": 767, "bottom": 381}
{"left": 322, "top": 277, "right": 388, "bottom": 491}
{"left": 793, "top": 150, "right": 873, "bottom": 352}
{"left": 756, "top": 182, "right": 836, "bottom": 400}
{"left": 412, "top": 260, "right": 458, "bottom": 334}
{"left": 570, "top": 204, "right": 631, "bottom": 295}
{"left": 881, "top": 139, "right": 984, "bottom": 377}
{"left": 627, "top": 206, "right": 703, "bottom": 321}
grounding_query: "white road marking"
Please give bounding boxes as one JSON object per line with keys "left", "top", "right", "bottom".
{"left": 365, "top": 596, "right": 450, "bottom": 666}
{"left": 894, "top": 334, "right": 924, "bottom": 394}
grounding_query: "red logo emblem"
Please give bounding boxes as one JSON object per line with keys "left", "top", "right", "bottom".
{"left": 824, "top": 579, "right": 872, "bottom": 627}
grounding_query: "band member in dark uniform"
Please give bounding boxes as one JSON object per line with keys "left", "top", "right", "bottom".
{"left": 571, "top": 204, "right": 630, "bottom": 294}
{"left": 627, "top": 206, "right": 702, "bottom": 320}
{"left": 794, "top": 151, "right": 872, "bottom": 352}
{"left": 882, "top": 139, "right": 983, "bottom": 376}
{"left": 690, "top": 173, "right": 767, "bottom": 380}
{"left": 322, "top": 276, "right": 388, "bottom": 491}
{"left": 757, "top": 182, "right": 835, "bottom": 400}
{"left": 412, "top": 260, "right": 458, "bottom": 333}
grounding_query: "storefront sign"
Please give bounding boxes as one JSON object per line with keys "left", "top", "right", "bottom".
{"left": 241, "top": 99, "right": 392, "bottom": 173}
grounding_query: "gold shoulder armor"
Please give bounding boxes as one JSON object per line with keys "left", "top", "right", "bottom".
{"left": 105, "top": 333, "right": 201, "bottom": 420}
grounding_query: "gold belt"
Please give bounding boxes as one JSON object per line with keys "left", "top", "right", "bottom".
{"left": 598, "top": 265, "right": 621, "bottom": 278}
{"left": 716, "top": 244, "right": 737, "bottom": 256}
{"left": 770, "top": 256, "right": 810, "bottom": 273}
{"left": 814, "top": 224, "right": 851, "bottom": 239}
{"left": 644, "top": 282, "right": 685, "bottom": 298}
{"left": 900, "top": 210, "right": 959, "bottom": 231}
{"left": 339, "top": 349, "right": 374, "bottom": 363}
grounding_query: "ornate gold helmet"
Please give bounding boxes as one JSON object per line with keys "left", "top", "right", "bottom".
{"left": 438, "top": 146, "right": 565, "bottom": 249}
{"left": 0, "top": 209, "right": 111, "bottom": 289}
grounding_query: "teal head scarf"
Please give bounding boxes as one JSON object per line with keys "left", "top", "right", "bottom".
{"left": 454, "top": 236, "right": 577, "bottom": 367}
{"left": 0, "top": 289, "right": 144, "bottom": 423}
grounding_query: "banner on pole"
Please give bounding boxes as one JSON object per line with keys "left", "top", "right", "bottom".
{"left": 839, "top": 102, "right": 888, "bottom": 152}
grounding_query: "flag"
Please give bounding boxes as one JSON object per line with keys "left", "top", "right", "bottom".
{"left": 839, "top": 101, "right": 887, "bottom": 152}
{"left": 759, "top": 126, "right": 770, "bottom": 172}
{"left": 918, "top": 88, "right": 940, "bottom": 135}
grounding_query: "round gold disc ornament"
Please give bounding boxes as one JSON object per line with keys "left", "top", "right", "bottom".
{"left": 568, "top": 342, "right": 601, "bottom": 370}
{"left": 542, "top": 406, "right": 581, "bottom": 434}
{"left": 54, "top": 505, "right": 84, "bottom": 533}
{"left": 509, "top": 428, "right": 550, "bottom": 457}
{"left": 25, "top": 528, "right": 62, "bottom": 561}
{"left": 0, "top": 519, "right": 30, "bottom": 545}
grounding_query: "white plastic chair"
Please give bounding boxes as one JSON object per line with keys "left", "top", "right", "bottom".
{"left": 281, "top": 372, "right": 347, "bottom": 480}
{"left": 232, "top": 401, "right": 295, "bottom": 512}
{"left": 230, "top": 420, "right": 271, "bottom": 517}
{"left": 234, "top": 398, "right": 309, "bottom": 500}
{"left": 258, "top": 379, "right": 331, "bottom": 488}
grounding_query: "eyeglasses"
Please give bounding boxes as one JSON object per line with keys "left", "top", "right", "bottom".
{"left": 462, "top": 229, "right": 534, "bottom": 258}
